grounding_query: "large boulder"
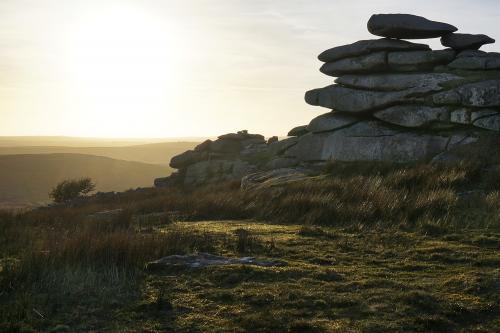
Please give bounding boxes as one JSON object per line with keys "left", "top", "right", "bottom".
{"left": 387, "top": 49, "right": 455, "bottom": 71}
{"left": 320, "top": 52, "right": 387, "bottom": 76}
{"left": 184, "top": 160, "right": 256, "bottom": 186}
{"left": 441, "top": 33, "right": 495, "bottom": 51}
{"left": 306, "top": 112, "right": 359, "bottom": 133}
{"left": 318, "top": 38, "right": 429, "bottom": 62}
{"left": 336, "top": 73, "right": 462, "bottom": 92}
{"left": 374, "top": 105, "right": 450, "bottom": 128}
{"left": 433, "top": 80, "right": 500, "bottom": 107}
{"left": 367, "top": 14, "right": 457, "bottom": 39}
{"left": 305, "top": 85, "right": 425, "bottom": 113}
{"left": 170, "top": 150, "right": 207, "bottom": 169}
{"left": 286, "top": 121, "right": 476, "bottom": 163}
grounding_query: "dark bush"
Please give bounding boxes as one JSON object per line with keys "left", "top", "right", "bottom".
{"left": 49, "top": 177, "right": 96, "bottom": 203}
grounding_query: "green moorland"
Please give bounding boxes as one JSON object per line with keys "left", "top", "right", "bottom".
{"left": 1, "top": 156, "right": 500, "bottom": 332}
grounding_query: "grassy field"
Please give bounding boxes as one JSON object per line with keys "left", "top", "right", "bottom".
{"left": 1, "top": 160, "right": 500, "bottom": 332}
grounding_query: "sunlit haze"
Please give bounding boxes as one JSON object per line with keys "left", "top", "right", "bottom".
{"left": 1, "top": 0, "right": 499, "bottom": 138}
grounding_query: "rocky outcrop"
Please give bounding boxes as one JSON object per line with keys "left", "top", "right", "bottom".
{"left": 157, "top": 130, "right": 304, "bottom": 186}
{"left": 156, "top": 13, "right": 500, "bottom": 188}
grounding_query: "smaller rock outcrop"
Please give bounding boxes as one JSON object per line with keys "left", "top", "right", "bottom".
{"left": 441, "top": 33, "right": 495, "bottom": 51}
{"left": 157, "top": 130, "right": 302, "bottom": 186}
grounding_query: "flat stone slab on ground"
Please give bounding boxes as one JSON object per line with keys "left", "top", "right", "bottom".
{"left": 241, "top": 168, "right": 313, "bottom": 190}
{"left": 146, "top": 253, "right": 287, "bottom": 270}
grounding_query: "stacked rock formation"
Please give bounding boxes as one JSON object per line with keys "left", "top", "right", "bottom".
{"left": 157, "top": 14, "right": 500, "bottom": 187}
{"left": 291, "top": 13, "right": 500, "bottom": 163}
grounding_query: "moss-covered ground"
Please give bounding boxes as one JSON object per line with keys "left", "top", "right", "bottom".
{"left": 4, "top": 220, "right": 498, "bottom": 332}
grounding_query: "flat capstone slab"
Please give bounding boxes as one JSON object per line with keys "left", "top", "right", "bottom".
{"left": 368, "top": 13, "right": 457, "bottom": 39}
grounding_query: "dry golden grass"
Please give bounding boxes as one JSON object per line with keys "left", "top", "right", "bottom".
{"left": 1, "top": 158, "right": 500, "bottom": 331}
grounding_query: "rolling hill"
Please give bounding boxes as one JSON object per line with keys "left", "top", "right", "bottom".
{"left": 0, "top": 153, "right": 169, "bottom": 207}
{"left": 0, "top": 141, "right": 199, "bottom": 166}
{"left": 0, "top": 136, "right": 205, "bottom": 147}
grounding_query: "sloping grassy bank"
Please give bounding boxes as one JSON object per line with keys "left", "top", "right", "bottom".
{"left": 1, "top": 159, "right": 500, "bottom": 332}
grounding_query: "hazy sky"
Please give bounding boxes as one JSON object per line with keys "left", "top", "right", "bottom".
{"left": 1, "top": 0, "right": 499, "bottom": 138}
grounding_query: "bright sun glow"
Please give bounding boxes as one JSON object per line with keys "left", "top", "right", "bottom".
{"left": 63, "top": 5, "right": 184, "bottom": 137}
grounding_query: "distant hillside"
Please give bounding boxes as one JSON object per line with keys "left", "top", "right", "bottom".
{"left": 0, "top": 136, "right": 206, "bottom": 147}
{"left": 0, "top": 142, "right": 199, "bottom": 166}
{"left": 0, "top": 153, "right": 169, "bottom": 206}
